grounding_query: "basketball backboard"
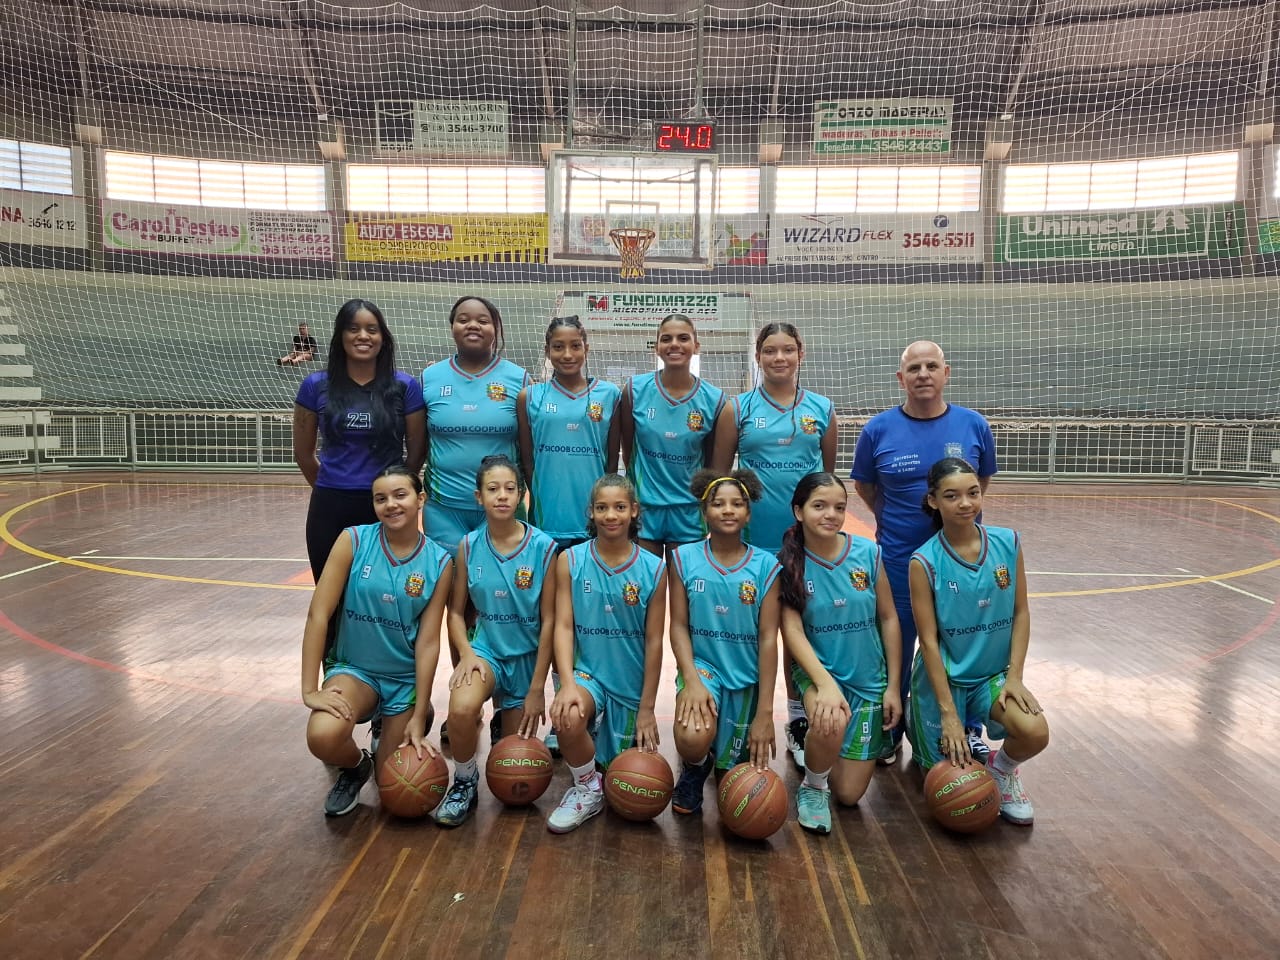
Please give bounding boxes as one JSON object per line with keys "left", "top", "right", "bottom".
{"left": 547, "top": 150, "right": 716, "bottom": 270}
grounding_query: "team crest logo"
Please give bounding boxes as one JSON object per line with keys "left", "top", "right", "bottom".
{"left": 486, "top": 383, "right": 507, "bottom": 402}
{"left": 800, "top": 415, "right": 819, "bottom": 435}
{"left": 686, "top": 410, "right": 705, "bottom": 432}
{"left": 404, "top": 573, "right": 425, "bottom": 598}
{"left": 994, "top": 565, "right": 1011, "bottom": 590}
{"left": 850, "top": 568, "right": 870, "bottom": 592}
{"left": 738, "top": 580, "right": 758, "bottom": 605}
{"left": 944, "top": 442, "right": 963, "bottom": 458}
{"left": 622, "top": 582, "right": 641, "bottom": 606}
{"left": 515, "top": 566, "right": 534, "bottom": 589}
{"left": 587, "top": 401, "right": 604, "bottom": 422}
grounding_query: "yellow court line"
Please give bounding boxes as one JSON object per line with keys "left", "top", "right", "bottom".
{"left": 3, "top": 486, "right": 1280, "bottom": 598}
{"left": 0, "top": 485, "right": 310, "bottom": 591}
{"left": 1031, "top": 497, "right": 1280, "bottom": 598}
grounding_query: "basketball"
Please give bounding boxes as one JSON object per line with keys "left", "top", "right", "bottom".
{"left": 376, "top": 746, "right": 449, "bottom": 819}
{"left": 603, "top": 748, "right": 675, "bottom": 821}
{"left": 485, "top": 735, "right": 554, "bottom": 806}
{"left": 923, "top": 761, "right": 1001, "bottom": 834}
{"left": 716, "top": 764, "right": 788, "bottom": 840}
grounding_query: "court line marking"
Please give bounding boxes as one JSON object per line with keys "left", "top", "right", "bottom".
{"left": 0, "top": 485, "right": 310, "bottom": 591}
{"left": 72, "top": 555, "right": 309, "bottom": 562}
{"left": 2, "top": 486, "right": 1280, "bottom": 602}
{"left": 1175, "top": 567, "right": 1274, "bottom": 605}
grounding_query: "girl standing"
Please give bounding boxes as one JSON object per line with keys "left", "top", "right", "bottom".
{"left": 421, "top": 296, "right": 530, "bottom": 557}
{"left": 907, "top": 457, "right": 1049, "bottom": 825}
{"left": 776, "top": 473, "right": 901, "bottom": 834}
{"left": 667, "top": 469, "right": 781, "bottom": 816}
{"left": 518, "top": 315, "right": 622, "bottom": 549}
{"left": 619, "top": 314, "right": 725, "bottom": 557}
{"left": 293, "top": 299, "right": 425, "bottom": 583}
{"left": 711, "top": 321, "right": 838, "bottom": 771}
{"left": 432, "top": 456, "right": 558, "bottom": 828}
{"left": 545, "top": 474, "right": 667, "bottom": 833}
{"left": 301, "top": 464, "right": 452, "bottom": 817}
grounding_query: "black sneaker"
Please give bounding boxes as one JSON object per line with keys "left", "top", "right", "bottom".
{"left": 786, "top": 717, "right": 809, "bottom": 770}
{"left": 671, "top": 756, "right": 713, "bottom": 815}
{"left": 324, "top": 750, "right": 373, "bottom": 817}
{"left": 490, "top": 709, "right": 503, "bottom": 743}
{"left": 369, "top": 717, "right": 382, "bottom": 755}
{"left": 966, "top": 728, "right": 991, "bottom": 764}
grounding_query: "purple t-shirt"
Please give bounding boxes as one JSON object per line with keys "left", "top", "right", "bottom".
{"left": 296, "top": 371, "right": 425, "bottom": 490}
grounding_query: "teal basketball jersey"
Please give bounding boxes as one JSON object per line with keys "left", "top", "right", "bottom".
{"left": 334, "top": 523, "right": 451, "bottom": 679}
{"left": 733, "top": 387, "right": 834, "bottom": 553}
{"left": 422, "top": 355, "right": 530, "bottom": 508}
{"left": 567, "top": 540, "right": 665, "bottom": 708}
{"left": 797, "top": 533, "right": 887, "bottom": 701}
{"left": 911, "top": 524, "right": 1020, "bottom": 685}
{"left": 627, "top": 372, "right": 724, "bottom": 511}
{"left": 526, "top": 377, "right": 621, "bottom": 543}
{"left": 465, "top": 521, "right": 558, "bottom": 659}
{"left": 671, "top": 540, "right": 780, "bottom": 689}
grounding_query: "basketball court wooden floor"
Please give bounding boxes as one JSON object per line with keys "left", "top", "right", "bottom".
{"left": 0, "top": 474, "right": 1276, "bottom": 960}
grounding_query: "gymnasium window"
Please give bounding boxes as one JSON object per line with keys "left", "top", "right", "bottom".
{"left": 347, "top": 165, "right": 545, "bottom": 213}
{"left": 0, "top": 139, "right": 74, "bottom": 194}
{"left": 774, "top": 165, "right": 981, "bottom": 214}
{"left": 717, "top": 167, "right": 761, "bottom": 214}
{"left": 102, "top": 151, "right": 326, "bottom": 211}
{"left": 1003, "top": 152, "right": 1239, "bottom": 213}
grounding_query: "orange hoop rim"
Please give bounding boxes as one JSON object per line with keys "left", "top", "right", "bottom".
{"left": 608, "top": 227, "right": 656, "bottom": 246}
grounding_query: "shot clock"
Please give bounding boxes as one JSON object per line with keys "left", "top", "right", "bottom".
{"left": 654, "top": 120, "right": 717, "bottom": 152}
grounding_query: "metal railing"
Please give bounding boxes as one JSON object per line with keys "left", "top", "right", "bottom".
{"left": 2, "top": 408, "right": 1279, "bottom": 482}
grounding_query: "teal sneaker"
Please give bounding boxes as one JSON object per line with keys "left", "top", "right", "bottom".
{"left": 796, "top": 784, "right": 832, "bottom": 834}
{"left": 433, "top": 775, "right": 480, "bottom": 828}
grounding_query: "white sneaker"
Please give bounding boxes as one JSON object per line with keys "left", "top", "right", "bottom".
{"left": 547, "top": 778, "right": 605, "bottom": 834}
{"left": 986, "top": 760, "right": 1034, "bottom": 825}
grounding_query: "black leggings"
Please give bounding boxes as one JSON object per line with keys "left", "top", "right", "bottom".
{"left": 305, "top": 485, "right": 378, "bottom": 583}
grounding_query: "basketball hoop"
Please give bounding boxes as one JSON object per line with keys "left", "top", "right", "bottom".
{"left": 609, "top": 227, "right": 656, "bottom": 279}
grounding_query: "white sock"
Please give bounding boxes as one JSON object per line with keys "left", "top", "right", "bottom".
{"left": 990, "top": 747, "right": 1018, "bottom": 776}
{"left": 570, "top": 759, "right": 599, "bottom": 789}
{"left": 787, "top": 699, "right": 805, "bottom": 723}
{"left": 454, "top": 757, "right": 478, "bottom": 782}
{"left": 803, "top": 767, "right": 831, "bottom": 790}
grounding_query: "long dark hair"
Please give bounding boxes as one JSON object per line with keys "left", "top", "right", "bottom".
{"left": 921, "top": 457, "right": 980, "bottom": 531}
{"left": 585, "top": 473, "right": 641, "bottom": 540}
{"left": 450, "top": 295, "right": 506, "bottom": 360}
{"left": 322, "top": 299, "right": 403, "bottom": 458}
{"left": 777, "top": 472, "right": 846, "bottom": 612}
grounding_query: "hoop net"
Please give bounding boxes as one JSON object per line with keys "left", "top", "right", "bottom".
{"left": 609, "top": 228, "right": 656, "bottom": 279}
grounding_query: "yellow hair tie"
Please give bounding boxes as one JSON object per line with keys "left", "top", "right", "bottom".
{"left": 700, "top": 476, "right": 749, "bottom": 501}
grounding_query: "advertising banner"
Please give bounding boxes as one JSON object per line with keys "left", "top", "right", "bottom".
{"left": 768, "top": 213, "right": 981, "bottom": 264}
{"left": 102, "top": 200, "right": 333, "bottom": 258}
{"left": 0, "top": 189, "right": 86, "bottom": 247}
{"left": 344, "top": 213, "right": 546, "bottom": 262}
{"left": 555, "top": 291, "right": 754, "bottom": 333}
{"left": 812, "top": 99, "right": 952, "bottom": 157}
{"left": 997, "top": 205, "right": 1243, "bottom": 261}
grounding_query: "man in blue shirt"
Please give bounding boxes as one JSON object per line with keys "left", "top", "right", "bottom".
{"left": 850, "top": 340, "right": 998, "bottom": 763}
